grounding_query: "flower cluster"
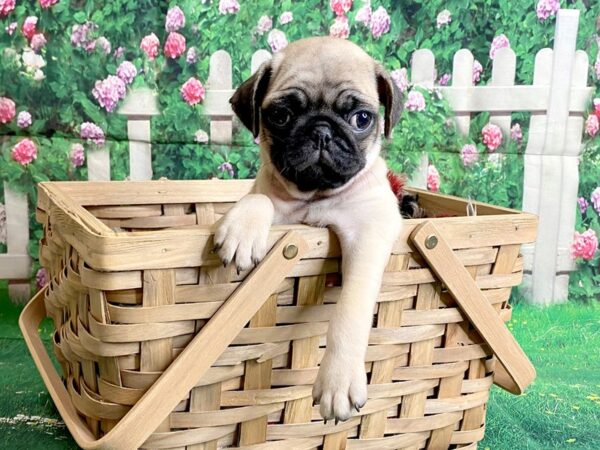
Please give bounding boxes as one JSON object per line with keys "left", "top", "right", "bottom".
{"left": 482, "top": 123, "right": 503, "bottom": 152}
{"left": 436, "top": 9, "right": 451, "bottom": 28}
{"left": 472, "top": 60, "right": 483, "bottom": 84}
{"left": 268, "top": 29, "right": 287, "bottom": 53}
{"left": 370, "top": 6, "right": 390, "bottom": 39}
{"left": 140, "top": 33, "right": 160, "bottom": 59}
{"left": 11, "top": 138, "right": 38, "bottom": 165}
{"left": 330, "top": 0, "right": 352, "bottom": 16}
{"left": 166, "top": 6, "right": 185, "bottom": 32}
{"left": 92, "top": 75, "right": 126, "bottom": 112}
{"left": 591, "top": 187, "right": 600, "bottom": 214}
{"left": 70, "top": 143, "right": 85, "bottom": 167}
{"left": 218, "top": 162, "right": 235, "bottom": 177}
{"left": 116, "top": 61, "right": 137, "bottom": 85}
{"left": 256, "top": 15, "right": 273, "bottom": 35}
{"left": 330, "top": 16, "right": 349, "bottom": 39}
{"left": 279, "top": 12, "right": 293, "bottom": 25}
{"left": 571, "top": 229, "right": 598, "bottom": 261}
{"left": 181, "top": 77, "right": 205, "bottom": 105}
{"left": 71, "top": 22, "right": 98, "bottom": 52}
{"left": 17, "top": 111, "right": 32, "bottom": 128}
{"left": 186, "top": 47, "right": 198, "bottom": 64}
{"left": 39, "top": 0, "right": 59, "bottom": 9}
{"left": 536, "top": 0, "right": 560, "bottom": 21}
{"left": 96, "top": 36, "right": 111, "bottom": 55}
{"left": 586, "top": 115, "right": 599, "bottom": 137}
{"left": 22, "top": 16, "right": 38, "bottom": 41}
{"left": 80, "top": 122, "right": 106, "bottom": 146}
{"left": 0, "top": 97, "right": 16, "bottom": 123}
{"left": 510, "top": 123, "right": 522, "bottom": 143}
{"left": 31, "top": 33, "right": 46, "bottom": 52}
{"left": 578, "top": 197, "right": 589, "bottom": 215}
{"left": 405, "top": 90, "right": 426, "bottom": 111}
{"left": 219, "top": 0, "right": 240, "bottom": 15}
{"left": 36, "top": 268, "right": 48, "bottom": 290}
{"left": 460, "top": 144, "right": 479, "bottom": 167}
{"left": 391, "top": 68, "right": 409, "bottom": 93}
{"left": 0, "top": 0, "right": 15, "bottom": 17}
{"left": 427, "top": 165, "right": 440, "bottom": 192}
{"left": 490, "top": 34, "right": 510, "bottom": 59}
{"left": 164, "top": 32, "right": 186, "bottom": 59}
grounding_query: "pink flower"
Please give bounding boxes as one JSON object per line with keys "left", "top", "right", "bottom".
{"left": 591, "top": 187, "right": 600, "bottom": 214}
{"left": 113, "top": 46, "right": 124, "bottom": 59}
{"left": 482, "top": 123, "right": 503, "bottom": 152}
{"left": 472, "top": 60, "right": 483, "bottom": 84}
{"left": 92, "top": 75, "right": 126, "bottom": 112}
{"left": 256, "top": 15, "right": 273, "bottom": 35}
{"left": 490, "top": 34, "right": 510, "bottom": 59}
{"left": 6, "top": 21, "right": 17, "bottom": 35}
{"left": 140, "top": 33, "right": 160, "bottom": 59}
{"left": 586, "top": 114, "right": 599, "bottom": 137}
{"left": 11, "top": 138, "right": 37, "bottom": 165}
{"left": 96, "top": 36, "right": 111, "bottom": 55}
{"left": 510, "top": 123, "right": 522, "bottom": 143}
{"left": 166, "top": 6, "right": 185, "bottom": 32}
{"left": 593, "top": 98, "right": 600, "bottom": 118}
{"left": 70, "top": 143, "right": 85, "bottom": 167}
{"left": 370, "top": 6, "right": 390, "bottom": 39}
{"left": 436, "top": 9, "right": 452, "bottom": 28}
{"left": 17, "top": 111, "right": 32, "bottom": 128}
{"left": 0, "top": 203, "right": 6, "bottom": 245}
{"left": 186, "top": 47, "right": 198, "bottom": 64}
{"left": 330, "top": 15, "right": 350, "bottom": 39}
{"left": 279, "top": 11, "right": 293, "bottom": 25}
{"left": 355, "top": 4, "right": 371, "bottom": 26}
{"left": 330, "top": 0, "right": 352, "bottom": 16}
{"left": 22, "top": 16, "right": 38, "bottom": 41}
{"left": 164, "top": 32, "right": 186, "bottom": 59}
{"left": 391, "top": 68, "right": 409, "bottom": 93}
{"left": 80, "top": 122, "right": 105, "bottom": 146}
{"left": 195, "top": 129, "right": 209, "bottom": 143}
{"left": 117, "top": 61, "right": 137, "bottom": 84}
{"left": 536, "top": 0, "right": 559, "bottom": 21}
{"left": 218, "top": 0, "right": 240, "bottom": 14}
{"left": 578, "top": 197, "right": 589, "bottom": 215}
{"left": 218, "top": 161, "right": 235, "bottom": 177}
{"left": 427, "top": 165, "right": 440, "bottom": 192}
{"left": 40, "top": 0, "right": 59, "bottom": 8}
{"left": 595, "top": 55, "right": 600, "bottom": 80}
{"left": 405, "top": 90, "right": 426, "bottom": 111}
{"left": 438, "top": 73, "right": 451, "bottom": 86}
{"left": 460, "top": 144, "right": 479, "bottom": 167}
{"left": 570, "top": 229, "right": 598, "bottom": 261}
{"left": 267, "top": 29, "right": 288, "bottom": 53}
{"left": 0, "top": 0, "right": 15, "bottom": 17}
{"left": 36, "top": 268, "right": 48, "bottom": 290}
{"left": 181, "top": 77, "right": 205, "bottom": 105}
{"left": 71, "top": 22, "right": 98, "bottom": 50}
{"left": 0, "top": 97, "right": 16, "bottom": 123}
{"left": 31, "top": 33, "right": 46, "bottom": 52}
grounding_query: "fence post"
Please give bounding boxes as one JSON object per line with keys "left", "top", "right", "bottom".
{"left": 451, "top": 49, "right": 474, "bottom": 136}
{"left": 409, "top": 49, "right": 435, "bottom": 189}
{"left": 205, "top": 50, "right": 234, "bottom": 145}
{"left": 489, "top": 47, "right": 516, "bottom": 134}
{"left": 530, "top": 9, "right": 580, "bottom": 304}
{"left": 87, "top": 148, "right": 111, "bottom": 181}
{"left": 118, "top": 87, "right": 160, "bottom": 180}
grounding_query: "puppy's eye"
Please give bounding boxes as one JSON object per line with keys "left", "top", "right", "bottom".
{"left": 350, "top": 111, "right": 372, "bottom": 130}
{"left": 268, "top": 108, "right": 291, "bottom": 127}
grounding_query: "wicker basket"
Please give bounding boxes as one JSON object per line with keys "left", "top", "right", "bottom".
{"left": 20, "top": 179, "right": 538, "bottom": 450}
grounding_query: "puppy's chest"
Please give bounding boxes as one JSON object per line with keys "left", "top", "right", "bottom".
{"left": 272, "top": 197, "right": 335, "bottom": 227}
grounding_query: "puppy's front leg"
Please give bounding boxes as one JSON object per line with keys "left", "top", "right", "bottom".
{"left": 313, "top": 209, "right": 401, "bottom": 422}
{"left": 214, "top": 194, "right": 274, "bottom": 272}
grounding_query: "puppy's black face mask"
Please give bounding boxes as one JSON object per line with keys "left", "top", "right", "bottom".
{"left": 263, "top": 91, "right": 375, "bottom": 192}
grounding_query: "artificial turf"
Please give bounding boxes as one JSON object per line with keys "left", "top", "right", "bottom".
{"left": 0, "top": 280, "right": 598, "bottom": 449}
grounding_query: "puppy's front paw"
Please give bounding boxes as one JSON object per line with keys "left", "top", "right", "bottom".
{"left": 214, "top": 194, "right": 274, "bottom": 272}
{"left": 312, "top": 352, "right": 367, "bottom": 423}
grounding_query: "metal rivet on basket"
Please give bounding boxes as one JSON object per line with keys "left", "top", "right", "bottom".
{"left": 425, "top": 234, "right": 438, "bottom": 249}
{"left": 283, "top": 244, "right": 298, "bottom": 259}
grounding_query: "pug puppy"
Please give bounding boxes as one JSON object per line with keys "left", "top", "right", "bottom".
{"left": 214, "top": 36, "right": 403, "bottom": 422}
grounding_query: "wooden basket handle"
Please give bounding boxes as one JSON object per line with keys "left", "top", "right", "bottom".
{"left": 20, "top": 231, "right": 308, "bottom": 450}
{"left": 410, "top": 221, "right": 535, "bottom": 394}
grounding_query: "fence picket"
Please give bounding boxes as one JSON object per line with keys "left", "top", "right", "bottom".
{"left": 490, "top": 47, "right": 516, "bottom": 134}
{"left": 207, "top": 50, "right": 233, "bottom": 145}
{"left": 451, "top": 49, "right": 474, "bottom": 136}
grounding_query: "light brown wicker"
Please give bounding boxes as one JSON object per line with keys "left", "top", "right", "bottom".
{"left": 20, "top": 179, "right": 537, "bottom": 450}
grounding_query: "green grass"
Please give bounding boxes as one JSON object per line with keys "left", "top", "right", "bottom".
{"left": 0, "top": 284, "right": 598, "bottom": 449}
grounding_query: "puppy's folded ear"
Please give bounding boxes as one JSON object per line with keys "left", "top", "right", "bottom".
{"left": 230, "top": 61, "right": 272, "bottom": 138}
{"left": 375, "top": 65, "right": 403, "bottom": 139}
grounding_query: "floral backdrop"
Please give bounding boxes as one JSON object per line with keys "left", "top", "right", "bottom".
{"left": 1, "top": 0, "right": 600, "bottom": 302}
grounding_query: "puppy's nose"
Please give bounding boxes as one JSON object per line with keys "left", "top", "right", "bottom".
{"left": 312, "top": 123, "right": 332, "bottom": 148}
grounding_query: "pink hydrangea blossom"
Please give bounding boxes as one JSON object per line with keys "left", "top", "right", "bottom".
{"left": 92, "top": 75, "right": 126, "bottom": 112}
{"left": 427, "top": 165, "right": 440, "bottom": 192}
{"left": 186, "top": 47, "right": 198, "bottom": 64}
{"left": 0, "top": 0, "right": 15, "bottom": 17}
{"left": 482, "top": 123, "right": 503, "bottom": 152}
{"left": 536, "top": 0, "right": 559, "bottom": 21}
{"left": 80, "top": 122, "right": 105, "bottom": 146}
{"left": 391, "top": 68, "right": 409, "bottom": 93}
{"left": 570, "top": 229, "right": 598, "bottom": 261}
{"left": 11, "top": 138, "right": 37, "bottom": 165}
{"left": 405, "top": 90, "right": 426, "bottom": 111}
{"left": 510, "top": 123, "right": 522, "bottom": 143}
{"left": 591, "top": 187, "right": 600, "bottom": 214}
{"left": 22, "top": 16, "right": 38, "bottom": 41}
{"left": 218, "top": 162, "right": 235, "bottom": 177}
{"left": 578, "top": 197, "right": 589, "bottom": 215}
{"left": 140, "top": 33, "right": 160, "bottom": 59}
{"left": 330, "top": 16, "right": 350, "bottom": 39}
{"left": 595, "top": 55, "right": 600, "bottom": 80}
{"left": 70, "top": 143, "right": 85, "bottom": 167}
{"left": 438, "top": 73, "right": 451, "bottom": 86}
{"left": 279, "top": 11, "right": 293, "bottom": 25}
{"left": 71, "top": 22, "right": 98, "bottom": 50}
{"left": 96, "top": 36, "right": 111, "bottom": 55}
{"left": 0, "top": 97, "right": 16, "bottom": 123}
{"left": 490, "top": 34, "right": 510, "bottom": 59}
{"left": 39, "top": 0, "right": 59, "bottom": 8}
{"left": 6, "top": 21, "right": 17, "bottom": 35}
{"left": 256, "top": 15, "right": 273, "bottom": 34}
{"left": 36, "top": 268, "right": 48, "bottom": 290}
{"left": 330, "top": 0, "right": 352, "bottom": 16}
{"left": 164, "top": 32, "right": 186, "bottom": 59}
{"left": 31, "top": 33, "right": 46, "bottom": 52}
{"left": 472, "top": 60, "right": 483, "bottom": 84}
{"left": 586, "top": 114, "right": 599, "bottom": 137}
{"left": 593, "top": 98, "right": 600, "bottom": 118}
{"left": 218, "top": 0, "right": 240, "bottom": 14}
{"left": 370, "top": 6, "right": 390, "bottom": 39}
{"left": 166, "top": 6, "right": 185, "bottom": 32}
{"left": 113, "top": 46, "right": 124, "bottom": 59}
{"left": 460, "top": 144, "right": 479, "bottom": 167}
{"left": 355, "top": 4, "right": 371, "bottom": 26}
{"left": 117, "top": 61, "right": 137, "bottom": 84}
{"left": 195, "top": 129, "right": 209, "bottom": 143}
{"left": 267, "top": 29, "right": 288, "bottom": 53}
{"left": 436, "top": 9, "right": 451, "bottom": 28}
{"left": 17, "top": 111, "right": 32, "bottom": 128}
{"left": 0, "top": 203, "right": 6, "bottom": 245}
{"left": 181, "top": 77, "right": 205, "bottom": 105}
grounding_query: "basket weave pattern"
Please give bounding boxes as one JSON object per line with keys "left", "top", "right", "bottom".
{"left": 35, "top": 181, "right": 532, "bottom": 449}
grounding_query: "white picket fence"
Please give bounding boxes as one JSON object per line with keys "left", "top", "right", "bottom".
{"left": 0, "top": 9, "right": 592, "bottom": 304}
